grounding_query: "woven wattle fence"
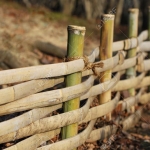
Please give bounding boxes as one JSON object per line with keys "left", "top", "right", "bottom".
{"left": 0, "top": 8, "right": 150, "bottom": 150}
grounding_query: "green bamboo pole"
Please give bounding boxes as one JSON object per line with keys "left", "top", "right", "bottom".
{"left": 62, "top": 25, "right": 85, "bottom": 142}
{"left": 126, "top": 9, "right": 139, "bottom": 113}
{"left": 99, "top": 14, "right": 115, "bottom": 120}
{"left": 148, "top": 6, "right": 150, "bottom": 92}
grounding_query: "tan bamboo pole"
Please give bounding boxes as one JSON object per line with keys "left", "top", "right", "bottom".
{"left": 99, "top": 14, "right": 115, "bottom": 120}
{"left": 126, "top": 9, "right": 139, "bottom": 113}
{"left": 148, "top": 6, "right": 150, "bottom": 92}
{"left": 62, "top": 25, "right": 86, "bottom": 142}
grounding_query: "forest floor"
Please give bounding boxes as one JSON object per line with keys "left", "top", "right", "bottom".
{"left": 0, "top": 0, "right": 150, "bottom": 150}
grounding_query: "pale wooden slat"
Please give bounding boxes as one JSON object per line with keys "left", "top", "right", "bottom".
{"left": 4, "top": 129, "right": 60, "bottom": 150}
{"left": 139, "top": 93, "right": 150, "bottom": 104}
{"left": 112, "top": 73, "right": 146, "bottom": 91}
{"left": 0, "top": 78, "right": 63, "bottom": 105}
{"left": 0, "top": 93, "right": 119, "bottom": 144}
{"left": 0, "top": 104, "right": 61, "bottom": 137}
{"left": 37, "top": 119, "right": 96, "bottom": 150}
{"left": 0, "top": 76, "right": 95, "bottom": 116}
{"left": 86, "top": 108, "right": 142, "bottom": 142}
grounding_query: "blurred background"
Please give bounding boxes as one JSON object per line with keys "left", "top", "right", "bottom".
{"left": 16, "top": 0, "right": 150, "bottom": 31}
{"left": 0, "top": 0, "right": 150, "bottom": 67}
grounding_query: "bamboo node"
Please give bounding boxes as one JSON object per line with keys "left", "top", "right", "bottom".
{"left": 64, "top": 56, "right": 104, "bottom": 76}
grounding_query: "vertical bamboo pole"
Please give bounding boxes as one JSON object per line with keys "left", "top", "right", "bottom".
{"left": 99, "top": 14, "right": 115, "bottom": 121}
{"left": 148, "top": 6, "right": 150, "bottom": 92}
{"left": 62, "top": 25, "right": 85, "bottom": 143}
{"left": 126, "top": 9, "right": 139, "bottom": 113}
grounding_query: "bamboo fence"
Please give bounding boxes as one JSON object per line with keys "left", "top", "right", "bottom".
{"left": 0, "top": 8, "right": 150, "bottom": 150}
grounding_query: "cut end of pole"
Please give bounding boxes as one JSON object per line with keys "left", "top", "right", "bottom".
{"left": 101, "top": 14, "right": 115, "bottom": 21}
{"left": 128, "top": 8, "right": 139, "bottom": 14}
{"left": 68, "top": 25, "right": 86, "bottom": 36}
{"left": 68, "top": 25, "right": 86, "bottom": 31}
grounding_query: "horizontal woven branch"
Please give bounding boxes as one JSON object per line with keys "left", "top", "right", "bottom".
{"left": 0, "top": 51, "right": 122, "bottom": 105}
{"left": 0, "top": 30, "right": 148, "bottom": 85}
{"left": 86, "top": 108, "right": 143, "bottom": 143}
{"left": 0, "top": 104, "right": 62, "bottom": 137}
{"left": 138, "top": 41, "right": 150, "bottom": 52}
{"left": 0, "top": 89, "right": 147, "bottom": 144}
{"left": 37, "top": 109, "right": 143, "bottom": 150}
{"left": 0, "top": 71, "right": 122, "bottom": 115}
{"left": 0, "top": 50, "right": 148, "bottom": 107}
{"left": 0, "top": 93, "right": 119, "bottom": 143}
{"left": 4, "top": 129, "right": 60, "bottom": 150}
{"left": 0, "top": 76, "right": 95, "bottom": 115}
{"left": 112, "top": 72, "right": 146, "bottom": 91}
{"left": 112, "top": 30, "right": 148, "bottom": 51}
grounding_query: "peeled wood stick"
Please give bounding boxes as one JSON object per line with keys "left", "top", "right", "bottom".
{"left": 80, "top": 92, "right": 120, "bottom": 124}
{"left": 0, "top": 29, "right": 147, "bottom": 86}
{"left": 0, "top": 77, "right": 63, "bottom": 105}
{"left": 80, "top": 72, "right": 121, "bottom": 101}
{"left": 0, "top": 51, "right": 143, "bottom": 106}
{"left": 123, "top": 108, "right": 143, "bottom": 130}
{"left": 0, "top": 106, "right": 143, "bottom": 148}
{"left": 0, "top": 72, "right": 120, "bottom": 116}
{"left": 4, "top": 129, "right": 60, "bottom": 150}
{"left": 139, "top": 93, "right": 150, "bottom": 104}
{"left": 142, "top": 59, "right": 150, "bottom": 72}
{"left": 116, "top": 88, "right": 144, "bottom": 112}
{"left": 0, "top": 50, "right": 125, "bottom": 106}
{"left": 0, "top": 104, "right": 61, "bottom": 137}
{"left": 0, "top": 46, "right": 98, "bottom": 85}
{"left": 138, "top": 41, "right": 150, "bottom": 52}
{"left": 1, "top": 91, "right": 146, "bottom": 145}
{"left": 113, "top": 56, "right": 136, "bottom": 72}
{"left": 0, "top": 48, "right": 124, "bottom": 88}
{"left": 112, "top": 72, "right": 146, "bottom": 91}
{"left": 0, "top": 30, "right": 147, "bottom": 85}
{"left": 92, "top": 51, "right": 125, "bottom": 74}
{"left": 0, "top": 97, "right": 95, "bottom": 144}
{"left": 0, "top": 73, "right": 121, "bottom": 143}
{"left": 86, "top": 108, "right": 143, "bottom": 142}
{"left": 86, "top": 125, "right": 117, "bottom": 142}
{"left": 0, "top": 59, "right": 84, "bottom": 85}
{"left": 112, "top": 30, "right": 148, "bottom": 52}
{"left": 0, "top": 76, "right": 95, "bottom": 116}
{"left": 81, "top": 89, "right": 145, "bottom": 124}
{"left": 0, "top": 92, "right": 119, "bottom": 144}
{"left": 135, "top": 76, "right": 150, "bottom": 88}
{"left": 0, "top": 47, "right": 99, "bottom": 105}
{"left": 37, "top": 108, "right": 142, "bottom": 149}
{"left": 37, "top": 119, "right": 96, "bottom": 150}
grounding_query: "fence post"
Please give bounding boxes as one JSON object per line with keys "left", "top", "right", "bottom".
{"left": 62, "top": 25, "right": 86, "bottom": 142}
{"left": 148, "top": 6, "right": 150, "bottom": 92}
{"left": 99, "top": 14, "right": 115, "bottom": 120}
{"left": 126, "top": 9, "right": 139, "bottom": 113}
